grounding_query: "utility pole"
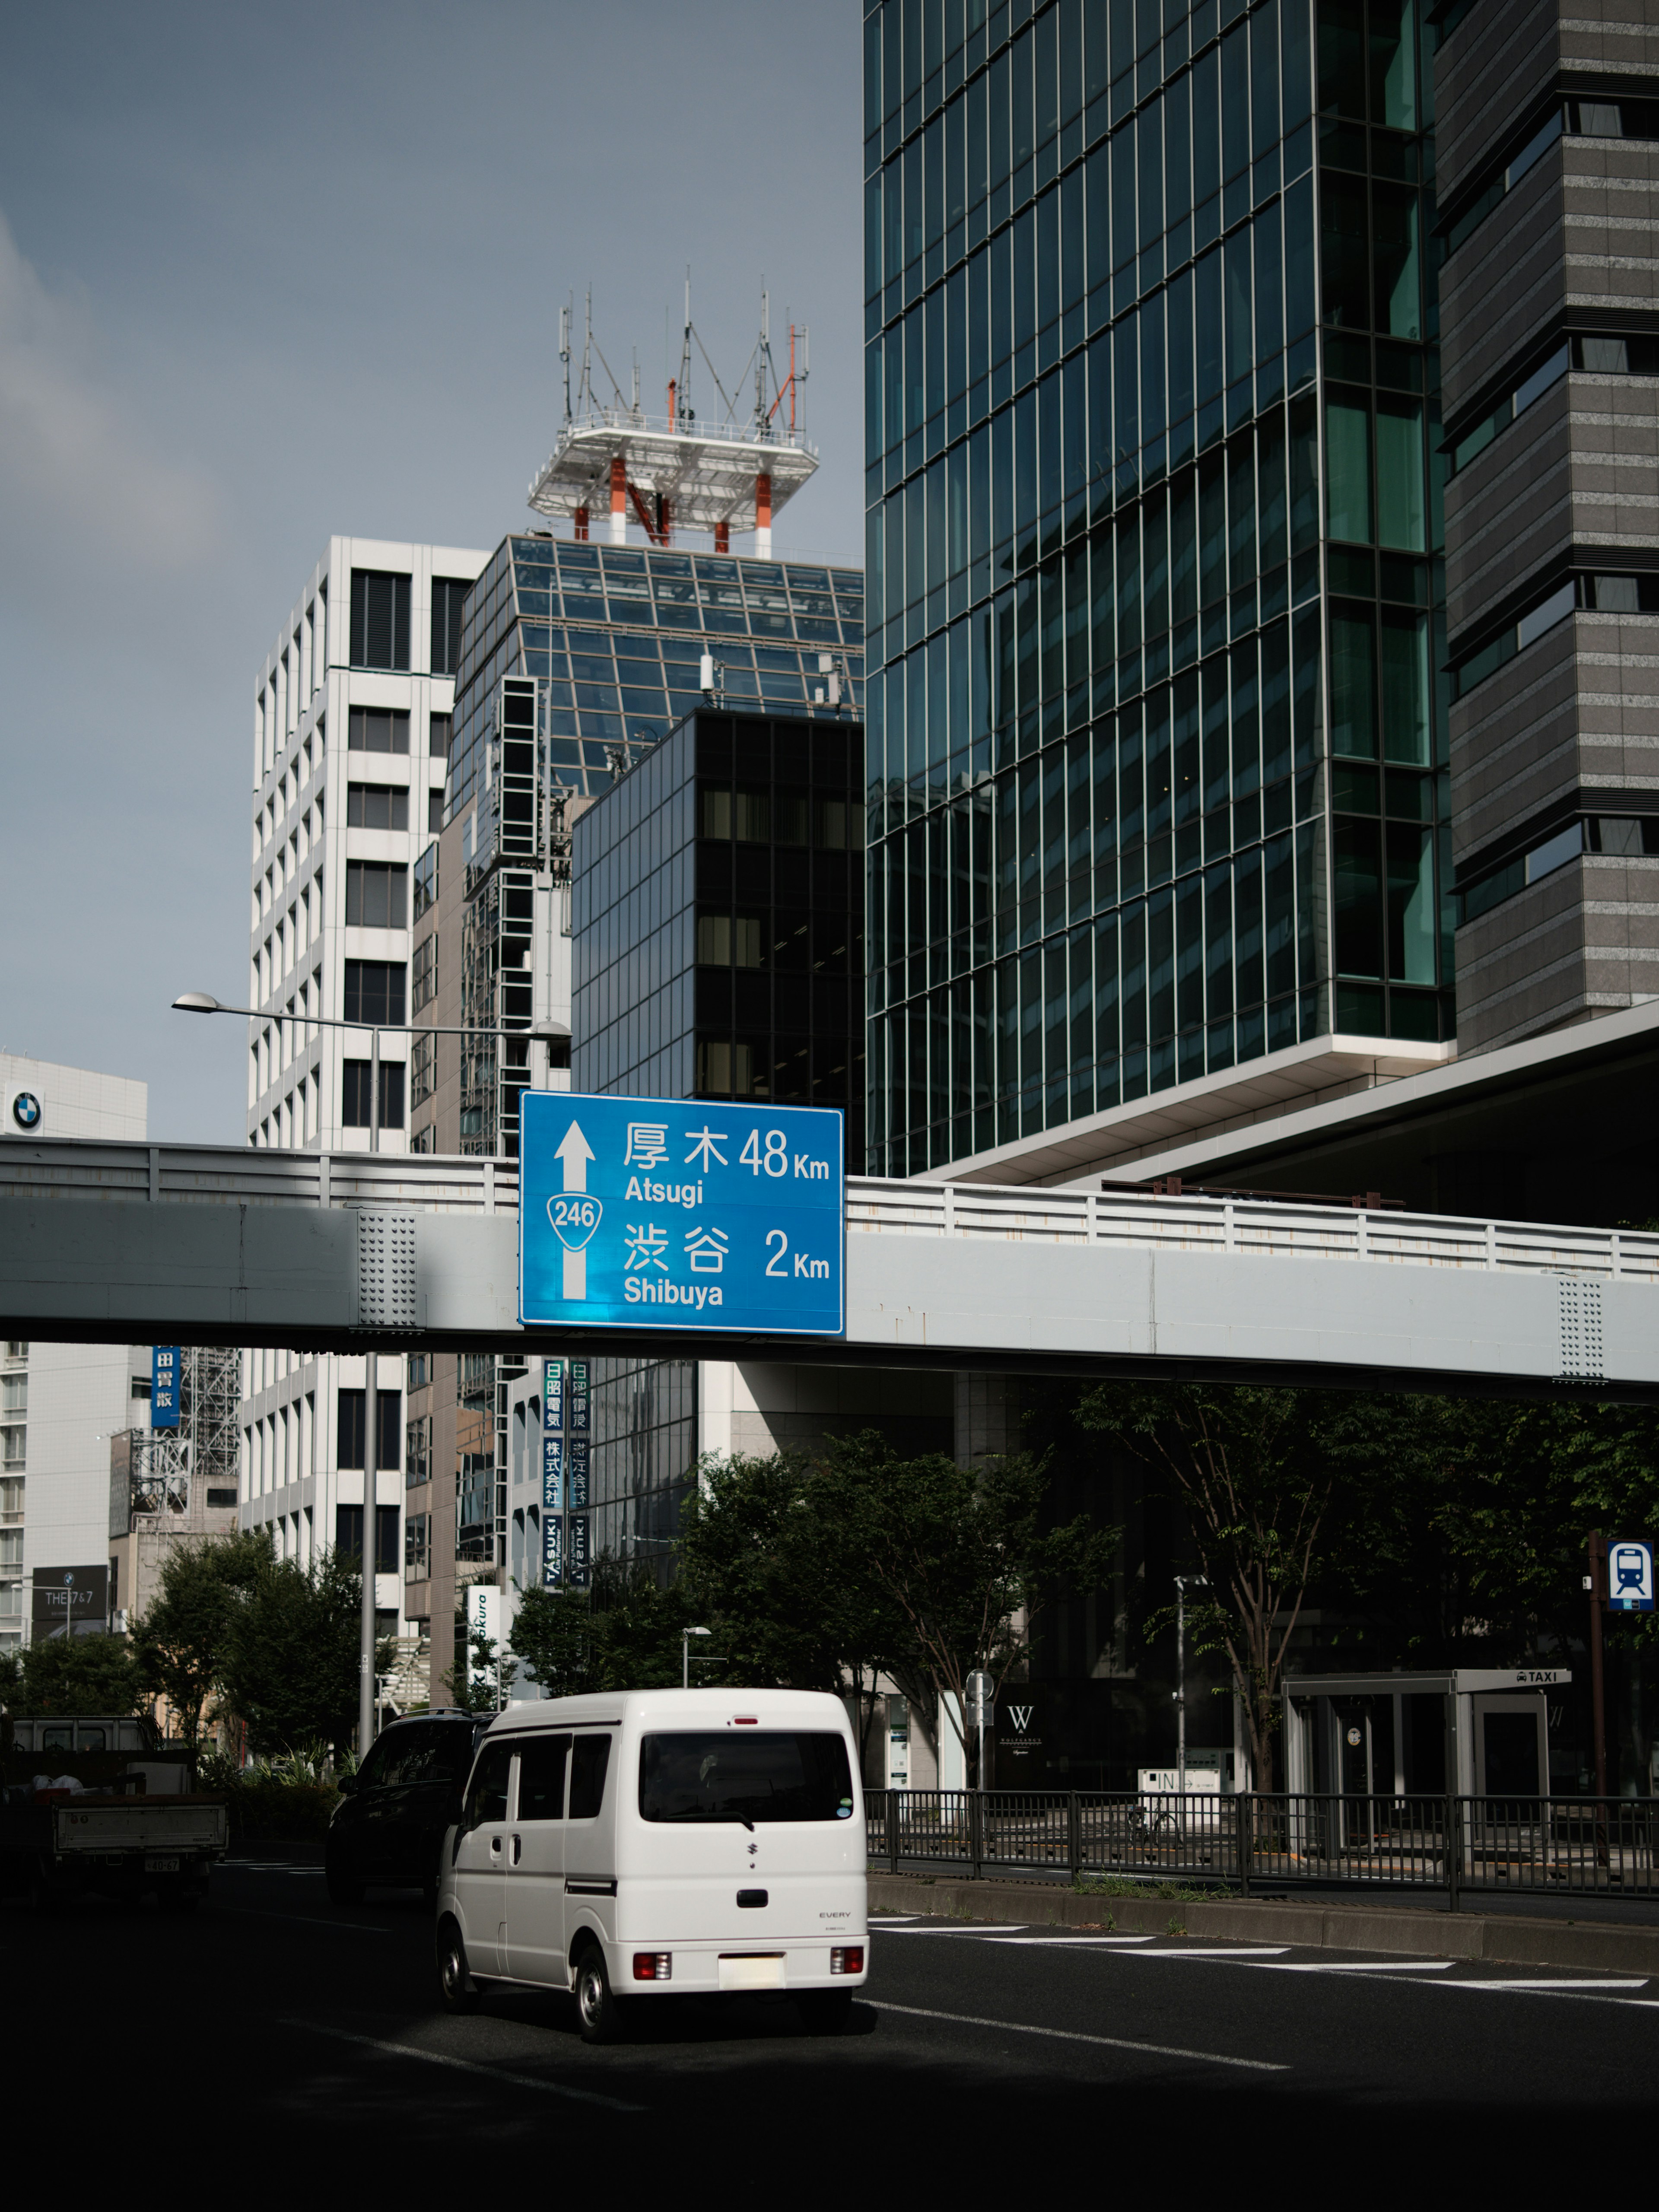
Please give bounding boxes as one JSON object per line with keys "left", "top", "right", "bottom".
{"left": 1588, "top": 1529, "right": 1609, "bottom": 1797}
{"left": 358, "top": 1366, "right": 379, "bottom": 1759}
{"left": 1173, "top": 1576, "right": 1206, "bottom": 1792}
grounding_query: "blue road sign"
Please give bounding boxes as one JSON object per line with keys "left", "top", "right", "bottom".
{"left": 519, "top": 1092, "right": 845, "bottom": 1336}
{"left": 152, "top": 1346, "right": 181, "bottom": 1430}
{"left": 1609, "top": 1538, "right": 1654, "bottom": 1611}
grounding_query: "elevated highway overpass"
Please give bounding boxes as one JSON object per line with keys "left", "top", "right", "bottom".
{"left": 0, "top": 1138, "right": 1654, "bottom": 1398}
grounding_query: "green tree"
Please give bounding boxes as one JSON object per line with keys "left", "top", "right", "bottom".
{"left": 219, "top": 1548, "right": 385, "bottom": 1758}
{"left": 129, "top": 1530, "right": 271, "bottom": 1775}
{"left": 584, "top": 1554, "right": 702, "bottom": 1691}
{"left": 1072, "top": 1384, "right": 1335, "bottom": 1794}
{"left": 677, "top": 1449, "right": 916, "bottom": 1769}
{"left": 828, "top": 1432, "right": 1116, "bottom": 1786}
{"left": 9, "top": 1632, "right": 143, "bottom": 1719}
{"left": 677, "top": 1452, "right": 855, "bottom": 1691}
{"left": 508, "top": 1583, "right": 600, "bottom": 1700}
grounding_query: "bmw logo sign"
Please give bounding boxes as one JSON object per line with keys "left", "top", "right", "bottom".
{"left": 11, "top": 1092, "right": 41, "bottom": 1131}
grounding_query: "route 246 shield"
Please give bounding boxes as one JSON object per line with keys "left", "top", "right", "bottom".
{"left": 519, "top": 1091, "right": 845, "bottom": 1337}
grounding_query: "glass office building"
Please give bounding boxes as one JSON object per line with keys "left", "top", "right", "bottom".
{"left": 862, "top": 0, "right": 1450, "bottom": 1176}
{"left": 448, "top": 538, "right": 865, "bottom": 838}
{"left": 572, "top": 707, "right": 868, "bottom": 1156}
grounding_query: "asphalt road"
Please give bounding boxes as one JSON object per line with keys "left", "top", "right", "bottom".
{"left": 12, "top": 1858, "right": 1654, "bottom": 2179}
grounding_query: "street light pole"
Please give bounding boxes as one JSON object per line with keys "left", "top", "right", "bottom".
{"left": 359, "top": 1363, "right": 378, "bottom": 1758}
{"left": 1173, "top": 1575, "right": 1208, "bottom": 1793}
{"left": 683, "top": 1625, "right": 711, "bottom": 1688}
{"left": 173, "top": 991, "right": 571, "bottom": 1770}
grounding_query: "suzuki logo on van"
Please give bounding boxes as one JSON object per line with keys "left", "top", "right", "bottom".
{"left": 1004, "top": 1705, "right": 1035, "bottom": 1733}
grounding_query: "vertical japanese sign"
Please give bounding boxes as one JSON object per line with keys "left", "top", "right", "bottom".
{"left": 569, "top": 1359, "right": 590, "bottom": 1509}
{"left": 152, "top": 1347, "right": 181, "bottom": 1430}
{"left": 541, "top": 1357, "right": 564, "bottom": 1586}
{"left": 518, "top": 1093, "right": 845, "bottom": 1335}
{"left": 569, "top": 1511, "right": 591, "bottom": 1589}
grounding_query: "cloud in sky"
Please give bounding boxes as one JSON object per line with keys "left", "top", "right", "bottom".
{"left": 0, "top": 207, "right": 220, "bottom": 608}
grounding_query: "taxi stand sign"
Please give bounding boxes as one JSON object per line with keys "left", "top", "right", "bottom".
{"left": 519, "top": 1092, "right": 845, "bottom": 1337}
{"left": 1608, "top": 1539, "right": 1655, "bottom": 1612}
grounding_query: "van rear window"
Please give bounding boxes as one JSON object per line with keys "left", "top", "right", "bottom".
{"left": 639, "top": 1732, "right": 855, "bottom": 1824}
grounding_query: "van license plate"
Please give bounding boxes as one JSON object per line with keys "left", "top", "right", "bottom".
{"left": 146, "top": 1856, "right": 180, "bottom": 1874}
{"left": 719, "top": 1954, "right": 785, "bottom": 1992}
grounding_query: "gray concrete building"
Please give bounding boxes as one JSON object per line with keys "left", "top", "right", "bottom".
{"left": 1441, "top": 0, "right": 1659, "bottom": 1055}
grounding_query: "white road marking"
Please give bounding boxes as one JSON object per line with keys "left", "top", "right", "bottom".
{"left": 988, "top": 1935, "right": 1156, "bottom": 1946}
{"left": 1247, "top": 1959, "right": 1454, "bottom": 1974}
{"left": 1426, "top": 1977, "right": 1648, "bottom": 1993}
{"left": 1106, "top": 1945, "right": 1291, "bottom": 1959}
{"left": 876, "top": 1999, "right": 1287, "bottom": 2073}
{"left": 282, "top": 2021, "right": 646, "bottom": 2111}
{"left": 875, "top": 1924, "right": 1030, "bottom": 1936}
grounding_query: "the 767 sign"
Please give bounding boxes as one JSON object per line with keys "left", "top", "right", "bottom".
{"left": 519, "top": 1092, "right": 845, "bottom": 1337}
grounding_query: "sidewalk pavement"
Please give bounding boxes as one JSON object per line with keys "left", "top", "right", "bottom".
{"left": 868, "top": 1870, "right": 1659, "bottom": 1975}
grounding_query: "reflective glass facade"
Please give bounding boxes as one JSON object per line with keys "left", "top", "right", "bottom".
{"left": 572, "top": 709, "right": 866, "bottom": 1157}
{"left": 863, "top": 0, "right": 1452, "bottom": 1176}
{"left": 448, "top": 537, "right": 865, "bottom": 845}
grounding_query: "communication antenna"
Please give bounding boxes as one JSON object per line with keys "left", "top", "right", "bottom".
{"left": 559, "top": 296, "right": 572, "bottom": 425}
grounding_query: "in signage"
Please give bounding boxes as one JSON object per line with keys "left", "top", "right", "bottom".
{"left": 542, "top": 1435, "right": 564, "bottom": 1513}
{"left": 152, "top": 1347, "right": 181, "bottom": 1430}
{"left": 542, "top": 1513, "right": 563, "bottom": 1587}
{"left": 569, "top": 1512, "right": 591, "bottom": 1589}
{"left": 32, "top": 1565, "right": 108, "bottom": 1638}
{"left": 519, "top": 1093, "right": 845, "bottom": 1336}
{"left": 1609, "top": 1539, "right": 1655, "bottom": 1612}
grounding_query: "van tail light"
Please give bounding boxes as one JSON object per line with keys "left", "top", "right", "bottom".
{"left": 830, "top": 1947, "right": 864, "bottom": 1975}
{"left": 632, "top": 1953, "right": 672, "bottom": 1981}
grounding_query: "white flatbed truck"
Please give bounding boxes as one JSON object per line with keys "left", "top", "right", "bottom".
{"left": 0, "top": 1789, "right": 229, "bottom": 1913}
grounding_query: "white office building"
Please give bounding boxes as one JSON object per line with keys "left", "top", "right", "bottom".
{"left": 240, "top": 536, "right": 487, "bottom": 1666}
{"left": 0, "top": 1054, "right": 149, "bottom": 1648}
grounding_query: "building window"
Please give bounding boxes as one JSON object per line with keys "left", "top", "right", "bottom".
{"left": 406, "top": 1414, "right": 431, "bottom": 1490}
{"left": 350, "top": 570, "right": 410, "bottom": 671}
{"left": 335, "top": 1503, "right": 400, "bottom": 1573}
{"left": 345, "top": 862, "right": 408, "bottom": 929}
{"left": 336, "top": 1387, "right": 402, "bottom": 1471}
{"left": 413, "top": 842, "right": 439, "bottom": 919}
{"left": 429, "top": 712, "right": 453, "bottom": 758}
{"left": 412, "top": 935, "right": 438, "bottom": 1013}
{"left": 407, "top": 1353, "right": 429, "bottom": 1390}
{"left": 429, "top": 790, "right": 445, "bottom": 834}
{"left": 347, "top": 783, "right": 410, "bottom": 831}
{"left": 405, "top": 1511, "right": 430, "bottom": 1579}
{"left": 345, "top": 960, "right": 407, "bottom": 1026}
{"left": 431, "top": 580, "right": 470, "bottom": 677}
{"left": 343, "top": 1061, "right": 405, "bottom": 1129}
{"left": 348, "top": 708, "right": 410, "bottom": 753}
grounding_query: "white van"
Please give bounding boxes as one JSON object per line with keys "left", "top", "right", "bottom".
{"left": 435, "top": 1687, "right": 868, "bottom": 2041}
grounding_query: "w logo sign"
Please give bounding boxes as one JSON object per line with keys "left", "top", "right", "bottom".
{"left": 1004, "top": 1705, "right": 1035, "bottom": 1734}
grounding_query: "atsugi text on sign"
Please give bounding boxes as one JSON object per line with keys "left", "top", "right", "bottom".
{"left": 519, "top": 1093, "right": 844, "bottom": 1337}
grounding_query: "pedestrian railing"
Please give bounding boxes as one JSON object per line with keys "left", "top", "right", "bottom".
{"left": 865, "top": 1791, "right": 1659, "bottom": 1908}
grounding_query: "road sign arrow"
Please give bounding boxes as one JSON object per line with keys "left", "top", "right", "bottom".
{"left": 555, "top": 1121, "right": 595, "bottom": 1194}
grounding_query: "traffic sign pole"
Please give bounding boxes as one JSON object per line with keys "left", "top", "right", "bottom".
{"left": 1588, "top": 1530, "right": 1608, "bottom": 1869}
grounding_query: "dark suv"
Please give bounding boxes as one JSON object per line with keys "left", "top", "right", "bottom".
{"left": 326, "top": 1713, "right": 486, "bottom": 1907}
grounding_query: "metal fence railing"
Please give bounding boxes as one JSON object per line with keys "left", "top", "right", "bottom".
{"left": 865, "top": 1791, "right": 1659, "bottom": 1908}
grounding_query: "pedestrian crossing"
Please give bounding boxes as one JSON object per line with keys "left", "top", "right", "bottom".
{"left": 868, "top": 1915, "right": 1656, "bottom": 2007}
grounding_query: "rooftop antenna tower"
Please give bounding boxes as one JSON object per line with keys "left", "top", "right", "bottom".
{"left": 528, "top": 280, "right": 816, "bottom": 556}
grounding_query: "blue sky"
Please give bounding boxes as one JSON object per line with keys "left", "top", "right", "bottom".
{"left": 0, "top": 2, "right": 862, "bottom": 1140}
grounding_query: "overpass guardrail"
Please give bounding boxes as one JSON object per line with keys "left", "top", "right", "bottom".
{"left": 866, "top": 1789, "right": 1659, "bottom": 1908}
{"left": 1, "top": 1139, "right": 1655, "bottom": 1282}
